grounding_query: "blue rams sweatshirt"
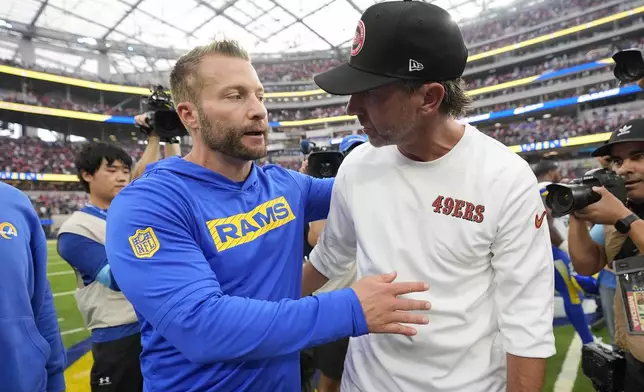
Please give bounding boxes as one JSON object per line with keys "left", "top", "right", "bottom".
{"left": 0, "top": 182, "right": 66, "bottom": 392}
{"left": 105, "top": 156, "right": 368, "bottom": 392}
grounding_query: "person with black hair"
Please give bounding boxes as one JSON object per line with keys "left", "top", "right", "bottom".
{"left": 56, "top": 141, "right": 140, "bottom": 392}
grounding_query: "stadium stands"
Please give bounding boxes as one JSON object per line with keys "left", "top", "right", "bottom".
{"left": 0, "top": 0, "right": 643, "bottom": 233}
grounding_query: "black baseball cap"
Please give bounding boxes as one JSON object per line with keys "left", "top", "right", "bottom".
{"left": 313, "top": 0, "right": 468, "bottom": 96}
{"left": 592, "top": 119, "right": 644, "bottom": 157}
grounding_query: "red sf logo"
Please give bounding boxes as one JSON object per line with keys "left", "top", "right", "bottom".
{"left": 535, "top": 211, "right": 547, "bottom": 229}
{"left": 351, "top": 20, "right": 366, "bottom": 56}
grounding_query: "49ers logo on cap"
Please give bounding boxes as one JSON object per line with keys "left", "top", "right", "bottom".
{"left": 351, "top": 20, "right": 366, "bottom": 56}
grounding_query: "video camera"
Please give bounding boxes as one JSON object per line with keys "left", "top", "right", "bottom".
{"left": 613, "top": 49, "right": 644, "bottom": 84}
{"left": 582, "top": 342, "right": 626, "bottom": 392}
{"left": 545, "top": 168, "right": 628, "bottom": 218}
{"left": 139, "top": 86, "right": 188, "bottom": 141}
{"left": 300, "top": 139, "right": 344, "bottom": 178}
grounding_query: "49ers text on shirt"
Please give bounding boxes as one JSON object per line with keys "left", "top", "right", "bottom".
{"left": 432, "top": 195, "right": 485, "bottom": 223}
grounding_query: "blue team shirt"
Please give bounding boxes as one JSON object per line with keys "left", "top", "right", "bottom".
{"left": 105, "top": 156, "right": 368, "bottom": 392}
{"left": 0, "top": 182, "right": 66, "bottom": 392}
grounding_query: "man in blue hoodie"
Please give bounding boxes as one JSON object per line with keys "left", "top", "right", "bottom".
{"left": 105, "top": 39, "right": 431, "bottom": 392}
{"left": 0, "top": 181, "right": 66, "bottom": 392}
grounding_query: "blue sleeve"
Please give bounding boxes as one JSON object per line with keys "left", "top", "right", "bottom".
{"left": 589, "top": 224, "right": 605, "bottom": 246}
{"left": 287, "top": 170, "right": 334, "bottom": 222}
{"left": 37, "top": 279, "right": 67, "bottom": 392}
{"left": 106, "top": 179, "right": 367, "bottom": 364}
{"left": 57, "top": 233, "right": 119, "bottom": 290}
{"left": 31, "top": 219, "right": 66, "bottom": 392}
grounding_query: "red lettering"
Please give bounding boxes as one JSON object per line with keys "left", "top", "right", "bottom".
{"left": 432, "top": 195, "right": 444, "bottom": 213}
{"left": 473, "top": 205, "right": 485, "bottom": 223}
{"left": 463, "top": 202, "right": 475, "bottom": 221}
{"left": 452, "top": 199, "right": 466, "bottom": 218}
{"left": 442, "top": 197, "right": 455, "bottom": 215}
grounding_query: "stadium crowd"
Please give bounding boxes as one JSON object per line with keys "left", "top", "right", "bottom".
{"left": 0, "top": 0, "right": 638, "bottom": 88}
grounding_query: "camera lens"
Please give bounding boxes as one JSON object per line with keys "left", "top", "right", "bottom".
{"left": 547, "top": 187, "right": 575, "bottom": 216}
{"left": 623, "top": 62, "right": 644, "bottom": 81}
{"left": 320, "top": 163, "right": 332, "bottom": 177}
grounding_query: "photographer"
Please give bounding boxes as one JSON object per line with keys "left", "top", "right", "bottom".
{"left": 567, "top": 118, "right": 644, "bottom": 391}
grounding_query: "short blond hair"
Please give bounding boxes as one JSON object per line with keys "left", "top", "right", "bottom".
{"left": 169, "top": 40, "right": 250, "bottom": 107}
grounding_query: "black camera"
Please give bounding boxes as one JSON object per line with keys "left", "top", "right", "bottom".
{"left": 545, "top": 168, "right": 627, "bottom": 218}
{"left": 140, "top": 86, "right": 188, "bottom": 141}
{"left": 613, "top": 49, "right": 644, "bottom": 84}
{"left": 582, "top": 342, "right": 625, "bottom": 392}
{"left": 300, "top": 139, "right": 344, "bottom": 178}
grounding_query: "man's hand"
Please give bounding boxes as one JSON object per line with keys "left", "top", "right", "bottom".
{"left": 134, "top": 113, "right": 149, "bottom": 127}
{"left": 351, "top": 271, "right": 430, "bottom": 336}
{"left": 573, "top": 186, "right": 631, "bottom": 225}
{"left": 299, "top": 159, "right": 309, "bottom": 175}
{"left": 134, "top": 112, "right": 156, "bottom": 135}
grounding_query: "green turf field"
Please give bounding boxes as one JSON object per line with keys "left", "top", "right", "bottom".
{"left": 47, "top": 238, "right": 607, "bottom": 391}
{"left": 47, "top": 240, "right": 90, "bottom": 348}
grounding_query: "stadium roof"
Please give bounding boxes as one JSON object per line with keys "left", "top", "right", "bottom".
{"left": 0, "top": 0, "right": 517, "bottom": 77}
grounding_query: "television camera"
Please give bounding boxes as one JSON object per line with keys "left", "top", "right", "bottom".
{"left": 613, "top": 48, "right": 644, "bottom": 84}
{"left": 138, "top": 86, "right": 188, "bottom": 142}
{"left": 300, "top": 139, "right": 345, "bottom": 178}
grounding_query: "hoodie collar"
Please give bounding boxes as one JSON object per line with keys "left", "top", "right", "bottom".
{"left": 150, "top": 156, "right": 259, "bottom": 191}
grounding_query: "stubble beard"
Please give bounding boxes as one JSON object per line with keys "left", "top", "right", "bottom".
{"left": 197, "top": 106, "right": 268, "bottom": 161}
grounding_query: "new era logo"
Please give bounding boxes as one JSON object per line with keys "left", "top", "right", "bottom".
{"left": 409, "top": 59, "right": 424, "bottom": 72}
{"left": 617, "top": 124, "right": 633, "bottom": 137}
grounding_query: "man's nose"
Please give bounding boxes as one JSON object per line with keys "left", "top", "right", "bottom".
{"left": 346, "top": 94, "right": 364, "bottom": 116}
{"left": 249, "top": 96, "right": 268, "bottom": 121}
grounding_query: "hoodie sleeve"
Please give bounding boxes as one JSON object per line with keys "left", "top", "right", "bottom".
{"left": 106, "top": 178, "right": 368, "bottom": 364}
{"left": 28, "top": 197, "right": 66, "bottom": 392}
{"left": 286, "top": 170, "right": 334, "bottom": 222}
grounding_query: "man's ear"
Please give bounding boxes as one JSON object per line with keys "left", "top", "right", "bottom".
{"left": 176, "top": 102, "right": 199, "bottom": 131}
{"left": 419, "top": 83, "right": 445, "bottom": 115}
{"left": 81, "top": 170, "right": 93, "bottom": 184}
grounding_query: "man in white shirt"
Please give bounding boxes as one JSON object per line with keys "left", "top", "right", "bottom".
{"left": 302, "top": 1, "right": 556, "bottom": 391}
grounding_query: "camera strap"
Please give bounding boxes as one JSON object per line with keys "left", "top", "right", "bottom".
{"left": 615, "top": 237, "right": 639, "bottom": 262}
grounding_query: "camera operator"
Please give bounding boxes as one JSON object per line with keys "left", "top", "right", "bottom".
{"left": 567, "top": 118, "right": 644, "bottom": 391}
{"left": 132, "top": 112, "right": 182, "bottom": 179}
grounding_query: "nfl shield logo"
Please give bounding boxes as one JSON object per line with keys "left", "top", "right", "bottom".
{"left": 128, "top": 227, "right": 160, "bottom": 259}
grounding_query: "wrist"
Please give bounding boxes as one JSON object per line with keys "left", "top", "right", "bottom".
{"left": 614, "top": 207, "right": 634, "bottom": 223}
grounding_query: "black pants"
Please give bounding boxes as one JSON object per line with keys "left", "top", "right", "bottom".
{"left": 314, "top": 337, "right": 350, "bottom": 381}
{"left": 90, "top": 332, "right": 143, "bottom": 392}
{"left": 624, "top": 352, "right": 644, "bottom": 392}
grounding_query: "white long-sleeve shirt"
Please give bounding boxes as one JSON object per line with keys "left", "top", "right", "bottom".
{"left": 309, "top": 124, "right": 556, "bottom": 392}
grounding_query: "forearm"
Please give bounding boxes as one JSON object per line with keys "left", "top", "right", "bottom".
{"left": 159, "top": 284, "right": 365, "bottom": 364}
{"left": 132, "top": 135, "right": 161, "bottom": 180}
{"left": 546, "top": 212, "right": 563, "bottom": 247}
{"left": 568, "top": 216, "right": 605, "bottom": 275}
{"left": 506, "top": 354, "right": 546, "bottom": 392}
{"left": 307, "top": 220, "right": 327, "bottom": 247}
{"left": 302, "top": 261, "right": 330, "bottom": 297}
{"left": 164, "top": 142, "right": 181, "bottom": 157}
{"left": 627, "top": 219, "right": 644, "bottom": 254}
